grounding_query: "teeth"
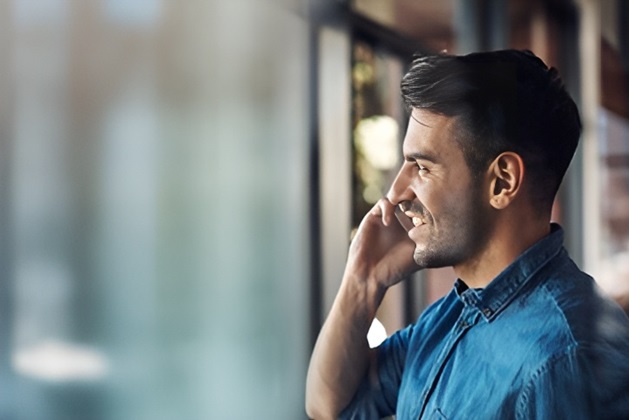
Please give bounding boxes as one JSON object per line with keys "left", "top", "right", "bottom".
{"left": 405, "top": 210, "right": 426, "bottom": 227}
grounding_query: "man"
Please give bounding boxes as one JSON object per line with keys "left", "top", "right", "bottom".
{"left": 306, "top": 50, "right": 629, "bottom": 419}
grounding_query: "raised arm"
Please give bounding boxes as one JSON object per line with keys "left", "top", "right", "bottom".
{"left": 305, "top": 199, "right": 418, "bottom": 419}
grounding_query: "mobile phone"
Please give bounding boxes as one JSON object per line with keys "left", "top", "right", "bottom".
{"left": 394, "top": 205, "right": 414, "bottom": 232}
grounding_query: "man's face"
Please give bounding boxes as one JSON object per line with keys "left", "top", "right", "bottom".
{"left": 387, "top": 109, "right": 492, "bottom": 270}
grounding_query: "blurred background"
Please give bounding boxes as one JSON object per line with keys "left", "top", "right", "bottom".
{"left": 0, "top": 0, "right": 628, "bottom": 418}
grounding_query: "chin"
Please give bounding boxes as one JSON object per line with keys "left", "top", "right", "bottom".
{"left": 412, "top": 251, "right": 431, "bottom": 269}
{"left": 413, "top": 248, "right": 460, "bottom": 270}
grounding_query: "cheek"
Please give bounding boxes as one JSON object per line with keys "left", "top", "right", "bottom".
{"left": 414, "top": 175, "right": 477, "bottom": 219}
{"left": 432, "top": 186, "right": 476, "bottom": 221}
{"left": 413, "top": 184, "right": 436, "bottom": 215}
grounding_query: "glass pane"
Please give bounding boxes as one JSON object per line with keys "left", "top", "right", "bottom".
{"left": 351, "top": 40, "right": 408, "bottom": 332}
{"left": 351, "top": 40, "right": 404, "bottom": 229}
{"left": 597, "top": 109, "right": 629, "bottom": 299}
{"left": 1, "top": 1, "right": 311, "bottom": 419}
{"left": 594, "top": 4, "right": 629, "bottom": 312}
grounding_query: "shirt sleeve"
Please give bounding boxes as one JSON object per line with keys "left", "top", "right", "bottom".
{"left": 338, "top": 323, "right": 414, "bottom": 419}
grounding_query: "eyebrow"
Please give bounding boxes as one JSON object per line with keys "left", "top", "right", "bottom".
{"left": 404, "top": 152, "right": 439, "bottom": 164}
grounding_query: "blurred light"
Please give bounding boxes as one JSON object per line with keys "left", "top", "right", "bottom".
{"left": 13, "top": 340, "right": 109, "bottom": 382}
{"left": 363, "top": 183, "right": 382, "bottom": 204}
{"left": 352, "top": 61, "right": 375, "bottom": 89}
{"left": 354, "top": 115, "right": 400, "bottom": 170}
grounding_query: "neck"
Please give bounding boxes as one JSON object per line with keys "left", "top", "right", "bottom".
{"left": 453, "top": 213, "right": 551, "bottom": 289}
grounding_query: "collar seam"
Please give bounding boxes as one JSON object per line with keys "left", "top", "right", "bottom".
{"left": 481, "top": 245, "right": 564, "bottom": 322}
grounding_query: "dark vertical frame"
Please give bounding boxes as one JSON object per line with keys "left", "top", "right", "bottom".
{"left": 308, "top": 0, "right": 353, "bottom": 343}
{"left": 307, "top": 0, "right": 324, "bottom": 350}
{"left": 554, "top": 1, "right": 583, "bottom": 266}
{"left": 455, "top": 0, "right": 508, "bottom": 53}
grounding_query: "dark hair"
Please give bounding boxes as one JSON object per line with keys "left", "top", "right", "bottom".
{"left": 401, "top": 49, "right": 581, "bottom": 210}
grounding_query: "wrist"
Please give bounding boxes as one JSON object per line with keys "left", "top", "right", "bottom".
{"left": 339, "top": 270, "right": 388, "bottom": 320}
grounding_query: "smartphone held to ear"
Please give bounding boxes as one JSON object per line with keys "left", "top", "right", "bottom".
{"left": 394, "top": 205, "right": 414, "bottom": 232}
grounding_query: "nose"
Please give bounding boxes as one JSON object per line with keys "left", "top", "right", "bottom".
{"left": 386, "top": 164, "right": 414, "bottom": 206}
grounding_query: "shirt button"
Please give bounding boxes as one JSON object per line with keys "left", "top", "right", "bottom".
{"left": 482, "top": 308, "right": 492, "bottom": 317}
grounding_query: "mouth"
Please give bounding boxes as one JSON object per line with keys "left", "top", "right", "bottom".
{"left": 395, "top": 203, "right": 428, "bottom": 232}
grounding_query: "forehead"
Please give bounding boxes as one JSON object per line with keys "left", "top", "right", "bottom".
{"left": 402, "top": 109, "right": 463, "bottom": 161}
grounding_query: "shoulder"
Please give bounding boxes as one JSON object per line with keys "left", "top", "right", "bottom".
{"left": 497, "top": 250, "right": 629, "bottom": 375}
{"left": 536, "top": 254, "right": 629, "bottom": 347}
{"left": 513, "top": 256, "right": 629, "bottom": 417}
{"left": 515, "top": 249, "right": 629, "bottom": 346}
{"left": 515, "top": 338, "right": 629, "bottom": 419}
{"left": 514, "top": 345, "right": 591, "bottom": 419}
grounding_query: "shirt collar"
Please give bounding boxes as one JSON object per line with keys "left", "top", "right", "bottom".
{"left": 454, "top": 223, "right": 565, "bottom": 322}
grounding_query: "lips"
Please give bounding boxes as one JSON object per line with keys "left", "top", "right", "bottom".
{"left": 405, "top": 211, "right": 428, "bottom": 243}
{"left": 397, "top": 202, "right": 428, "bottom": 230}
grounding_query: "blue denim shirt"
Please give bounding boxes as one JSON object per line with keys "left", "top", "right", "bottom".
{"left": 341, "top": 225, "right": 629, "bottom": 419}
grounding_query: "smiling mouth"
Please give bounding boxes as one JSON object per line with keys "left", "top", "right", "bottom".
{"left": 395, "top": 204, "right": 428, "bottom": 231}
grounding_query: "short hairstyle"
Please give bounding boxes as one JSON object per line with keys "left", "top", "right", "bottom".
{"left": 401, "top": 49, "right": 582, "bottom": 210}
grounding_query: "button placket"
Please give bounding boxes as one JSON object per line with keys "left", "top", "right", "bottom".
{"left": 417, "top": 307, "right": 476, "bottom": 418}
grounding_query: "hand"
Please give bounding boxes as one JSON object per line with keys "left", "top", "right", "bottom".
{"left": 345, "top": 198, "right": 420, "bottom": 289}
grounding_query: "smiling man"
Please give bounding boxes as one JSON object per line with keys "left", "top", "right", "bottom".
{"left": 306, "top": 50, "right": 629, "bottom": 419}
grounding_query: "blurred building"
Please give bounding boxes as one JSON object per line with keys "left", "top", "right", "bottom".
{"left": 0, "top": 0, "right": 627, "bottom": 419}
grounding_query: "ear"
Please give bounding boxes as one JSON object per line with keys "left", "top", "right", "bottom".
{"left": 487, "top": 152, "right": 524, "bottom": 210}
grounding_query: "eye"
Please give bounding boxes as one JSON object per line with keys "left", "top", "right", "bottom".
{"left": 417, "top": 164, "right": 428, "bottom": 175}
